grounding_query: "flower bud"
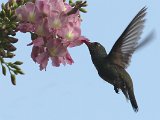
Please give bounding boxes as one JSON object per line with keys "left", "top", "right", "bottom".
{"left": 2, "top": 24, "right": 6, "bottom": 29}
{"left": 14, "top": 61, "right": 23, "bottom": 65}
{"left": 10, "top": 15, "right": 17, "bottom": 21}
{"left": 17, "top": 70, "right": 24, "bottom": 75}
{"left": 9, "top": 9, "right": 12, "bottom": 16}
{"left": 8, "top": 37, "right": 18, "bottom": 43}
{"left": 6, "top": 52, "right": 15, "bottom": 58}
{"left": 79, "top": 8, "right": 87, "bottom": 13}
{"left": 6, "top": 44, "right": 17, "bottom": 52}
{"left": 5, "top": 2, "right": 10, "bottom": 11}
{"left": 4, "top": 17, "right": 10, "bottom": 22}
{"left": 69, "top": 0, "right": 73, "bottom": 4}
{"left": 11, "top": 23, "right": 17, "bottom": 29}
{"left": 2, "top": 9, "right": 6, "bottom": 17}
{"left": 0, "top": 50, "right": 5, "bottom": 57}
{"left": 8, "top": 30, "right": 16, "bottom": 36}
{"left": 1, "top": 3, "right": 5, "bottom": 10}
{"left": 76, "top": 1, "right": 82, "bottom": 4}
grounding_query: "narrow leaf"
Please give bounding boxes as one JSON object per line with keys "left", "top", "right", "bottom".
{"left": 2, "top": 65, "right": 6, "bottom": 76}
{"left": 14, "top": 61, "right": 23, "bottom": 65}
{"left": 11, "top": 74, "right": 16, "bottom": 85}
{"left": 79, "top": 8, "right": 87, "bottom": 13}
{"left": 17, "top": 70, "right": 24, "bottom": 75}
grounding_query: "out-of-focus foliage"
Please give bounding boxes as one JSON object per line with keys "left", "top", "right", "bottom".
{"left": 0, "top": 0, "right": 32, "bottom": 85}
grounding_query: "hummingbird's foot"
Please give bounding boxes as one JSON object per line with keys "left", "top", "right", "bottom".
{"left": 114, "top": 86, "right": 119, "bottom": 94}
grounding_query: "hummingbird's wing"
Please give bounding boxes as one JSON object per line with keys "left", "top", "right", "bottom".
{"left": 107, "top": 7, "right": 147, "bottom": 69}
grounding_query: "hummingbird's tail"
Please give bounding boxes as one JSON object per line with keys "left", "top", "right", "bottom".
{"left": 122, "top": 89, "right": 129, "bottom": 100}
{"left": 128, "top": 88, "right": 139, "bottom": 112}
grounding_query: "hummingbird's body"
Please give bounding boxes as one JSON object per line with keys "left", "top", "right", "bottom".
{"left": 83, "top": 7, "right": 147, "bottom": 112}
{"left": 88, "top": 44, "right": 137, "bottom": 111}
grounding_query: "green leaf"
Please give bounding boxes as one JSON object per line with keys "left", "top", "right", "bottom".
{"left": 13, "top": 70, "right": 18, "bottom": 75}
{"left": 17, "top": 70, "right": 24, "bottom": 75}
{"left": 1, "top": 3, "right": 5, "bottom": 10}
{"left": 2, "top": 65, "right": 6, "bottom": 76}
{"left": 9, "top": 9, "right": 12, "bottom": 16}
{"left": 2, "top": 9, "right": 6, "bottom": 16}
{"left": 0, "top": 57, "right": 4, "bottom": 63}
{"left": 79, "top": 8, "right": 87, "bottom": 13}
{"left": 69, "top": 0, "right": 73, "bottom": 4}
{"left": 82, "top": 2, "right": 87, "bottom": 7}
{"left": 14, "top": 61, "right": 23, "bottom": 65}
{"left": 6, "top": 52, "right": 15, "bottom": 58}
{"left": 70, "top": 3, "right": 75, "bottom": 7}
{"left": 11, "top": 74, "right": 16, "bottom": 85}
{"left": 11, "top": 24, "right": 17, "bottom": 29}
{"left": 9, "top": 63, "right": 21, "bottom": 70}
{"left": 76, "top": 1, "right": 82, "bottom": 5}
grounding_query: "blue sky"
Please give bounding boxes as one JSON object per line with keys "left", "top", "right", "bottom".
{"left": 0, "top": 0, "right": 160, "bottom": 120}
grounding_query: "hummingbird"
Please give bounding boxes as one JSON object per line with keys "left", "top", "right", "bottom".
{"left": 82, "top": 7, "right": 147, "bottom": 112}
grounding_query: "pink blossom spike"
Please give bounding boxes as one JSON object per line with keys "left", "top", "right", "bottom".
{"left": 15, "top": 0, "right": 88, "bottom": 69}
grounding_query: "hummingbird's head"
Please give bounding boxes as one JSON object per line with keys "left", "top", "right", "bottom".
{"left": 82, "top": 40, "right": 107, "bottom": 58}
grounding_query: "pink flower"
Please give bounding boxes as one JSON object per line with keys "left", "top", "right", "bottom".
{"left": 16, "top": 2, "right": 42, "bottom": 23}
{"left": 32, "top": 37, "right": 44, "bottom": 46}
{"left": 58, "top": 23, "right": 81, "bottom": 42}
{"left": 31, "top": 44, "right": 50, "bottom": 70}
{"left": 63, "top": 3, "right": 72, "bottom": 13}
{"left": 64, "top": 51, "right": 74, "bottom": 65}
{"left": 69, "top": 36, "right": 89, "bottom": 47}
{"left": 30, "top": 37, "right": 74, "bottom": 70}
{"left": 36, "top": 0, "right": 65, "bottom": 14}
{"left": 50, "top": 51, "right": 74, "bottom": 67}
{"left": 35, "top": 0, "right": 51, "bottom": 16}
{"left": 48, "top": 12, "right": 67, "bottom": 30}
{"left": 17, "top": 22, "right": 34, "bottom": 33}
{"left": 35, "top": 18, "right": 50, "bottom": 36}
{"left": 49, "top": 0, "right": 66, "bottom": 12}
{"left": 46, "top": 38, "right": 67, "bottom": 57}
{"left": 15, "top": 0, "right": 87, "bottom": 70}
{"left": 35, "top": 51, "right": 49, "bottom": 70}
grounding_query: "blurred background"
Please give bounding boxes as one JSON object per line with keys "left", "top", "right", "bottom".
{"left": 0, "top": 0, "right": 159, "bottom": 120}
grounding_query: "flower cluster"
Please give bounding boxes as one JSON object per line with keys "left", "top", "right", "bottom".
{"left": 15, "top": 0, "right": 87, "bottom": 70}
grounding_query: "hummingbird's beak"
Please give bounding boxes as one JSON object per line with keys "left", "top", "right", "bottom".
{"left": 81, "top": 39, "right": 90, "bottom": 46}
